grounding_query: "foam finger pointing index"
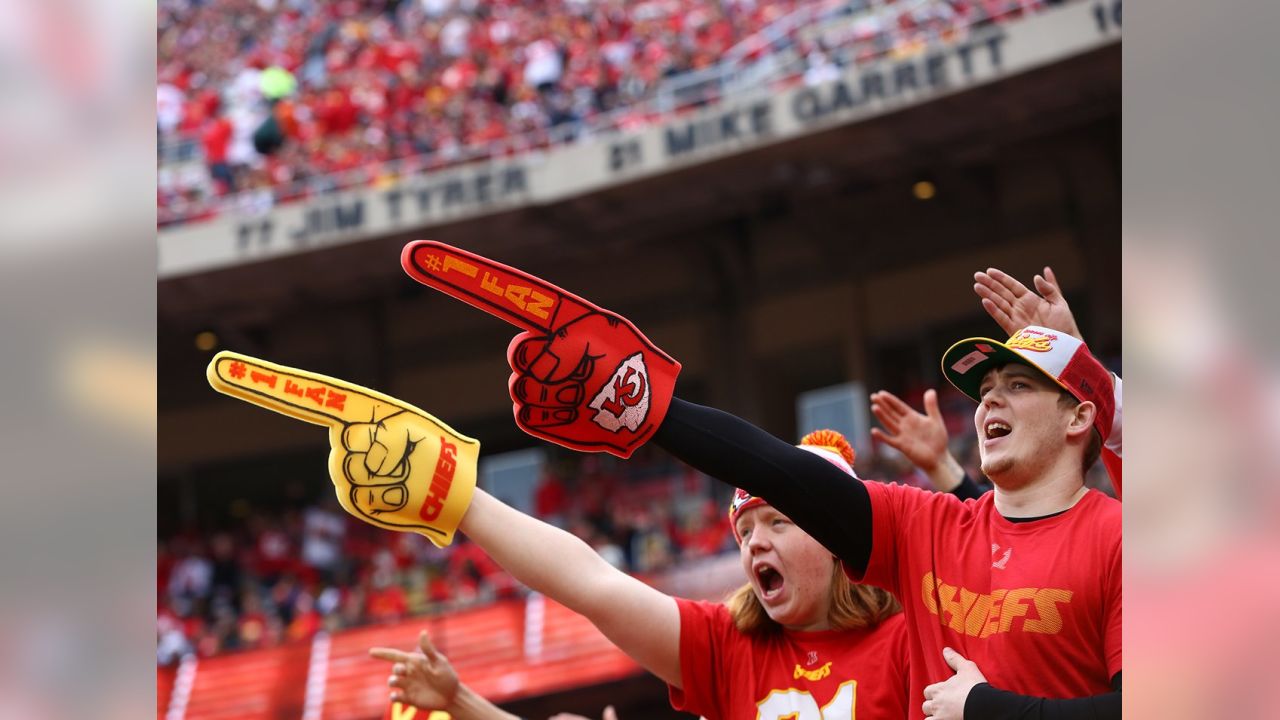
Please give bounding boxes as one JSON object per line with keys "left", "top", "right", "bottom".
{"left": 207, "top": 351, "right": 391, "bottom": 427}
{"left": 402, "top": 240, "right": 594, "bottom": 333}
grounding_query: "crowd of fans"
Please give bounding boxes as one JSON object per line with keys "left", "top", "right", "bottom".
{"left": 157, "top": 377, "right": 1114, "bottom": 666}
{"left": 157, "top": 0, "right": 1056, "bottom": 226}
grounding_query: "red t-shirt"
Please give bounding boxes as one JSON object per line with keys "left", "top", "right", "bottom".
{"left": 857, "top": 484, "right": 1121, "bottom": 717}
{"left": 668, "top": 598, "right": 910, "bottom": 720}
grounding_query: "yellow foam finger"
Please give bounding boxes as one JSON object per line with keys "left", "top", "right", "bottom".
{"left": 343, "top": 423, "right": 377, "bottom": 453}
{"left": 208, "top": 351, "right": 480, "bottom": 547}
{"left": 207, "top": 351, "right": 395, "bottom": 427}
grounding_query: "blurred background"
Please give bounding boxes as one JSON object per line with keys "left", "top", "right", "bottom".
{"left": 156, "top": 1, "right": 1121, "bottom": 717}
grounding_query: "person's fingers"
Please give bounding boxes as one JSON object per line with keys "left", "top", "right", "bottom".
{"left": 870, "top": 397, "right": 903, "bottom": 429}
{"left": 871, "top": 389, "right": 913, "bottom": 417}
{"left": 973, "top": 279, "right": 1016, "bottom": 314}
{"left": 974, "top": 283, "right": 1019, "bottom": 328}
{"left": 417, "top": 630, "right": 441, "bottom": 661}
{"left": 942, "top": 646, "right": 969, "bottom": 672}
{"left": 369, "top": 648, "right": 415, "bottom": 663}
{"left": 923, "top": 389, "right": 943, "bottom": 421}
{"left": 984, "top": 267, "right": 1029, "bottom": 298}
{"left": 402, "top": 240, "right": 596, "bottom": 334}
{"left": 602, "top": 705, "right": 618, "bottom": 720}
{"left": 1033, "top": 271, "right": 1063, "bottom": 302}
{"left": 870, "top": 405, "right": 902, "bottom": 435}
{"left": 870, "top": 427, "right": 905, "bottom": 453}
{"left": 973, "top": 271, "right": 1013, "bottom": 304}
{"left": 979, "top": 298, "right": 1015, "bottom": 332}
{"left": 208, "top": 351, "right": 409, "bottom": 428}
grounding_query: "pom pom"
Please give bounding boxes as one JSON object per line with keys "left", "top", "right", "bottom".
{"left": 799, "top": 429, "right": 855, "bottom": 468}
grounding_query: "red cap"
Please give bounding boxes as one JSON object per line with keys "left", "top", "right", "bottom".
{"left": 941, "top": 325, "right": 1114, "bottom": 442}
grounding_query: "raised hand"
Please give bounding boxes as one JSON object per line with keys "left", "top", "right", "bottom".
{"left": 370, "top": 631, "right": 461, "bottom": 711}
{"left": 402, "top": 241, "right": 680, "bottom": 459}
{"left": 207, "top": 352, "right": 479, "bottom": 546}
{"left": 870, "top": 389, "right": 966, "bottom": 492}
{"left": 973, "top": 266, "right": 1083, "bottom": 340}
{"left": 870, "top": 389, "right": 949, "bottom": 473}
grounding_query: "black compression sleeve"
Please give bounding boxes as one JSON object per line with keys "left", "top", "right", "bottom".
{"left": 964, "top": 673, "right": 1122, "bottom": 720}
{"left": 950, "top": 472, "right": 986, "bottom": 501}
{"left": 653, "top": 397, "right": 874, "bottom": 575}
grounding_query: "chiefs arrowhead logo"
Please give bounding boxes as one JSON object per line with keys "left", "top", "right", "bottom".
{"left": 589, "top": 352, "right": 651, "bottom": 433}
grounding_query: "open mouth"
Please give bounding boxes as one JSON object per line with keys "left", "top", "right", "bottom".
{"left": 755, "top": 563, "right": 785, "bottom": 601}
{"left": 985, "top": 420, "right": 1012, "bottom": 440}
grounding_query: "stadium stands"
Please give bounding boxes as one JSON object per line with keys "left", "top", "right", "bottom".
{"left": 159, "top": 594, "right": 663, "bottom": 719}
{"left": 157, "top": 0, "right": 1051, "bottom": 226}
{"left": 156, "top": 446, "right": 732, "bottom": 665}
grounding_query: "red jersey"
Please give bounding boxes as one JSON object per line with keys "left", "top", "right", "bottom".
{"left": 669, "top": 598, "right": 911, "bottom": 720}
{"left": 858, "top": 484, "right": 1121, "bottom": 718}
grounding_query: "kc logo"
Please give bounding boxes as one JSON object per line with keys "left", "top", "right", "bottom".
{"left": 589, "top": 353, "right": 651, "bottom": 432}
{"left": 992, "top": 543, "right": 1013, "bottom": 570}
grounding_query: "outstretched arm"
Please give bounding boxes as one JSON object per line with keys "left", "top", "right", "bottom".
{"left": 654, "top": 398, "right": 876, "bottom": 576}
{"left": 401, "top": 242, "right": 870, "bottom": 573}
{"left": 458, "top": 490, "right": 682, "bottom": 687}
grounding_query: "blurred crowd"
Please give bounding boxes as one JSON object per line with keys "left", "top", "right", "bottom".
{"left": 157, "top": 0, "right": 1054, "bottom": 226}
{"left": 156, "top": 445, "right": 734, "bottom": 665}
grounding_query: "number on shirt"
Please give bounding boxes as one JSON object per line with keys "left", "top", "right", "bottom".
{"left": 756, "top": 680, "right": 855, "bottom": 719}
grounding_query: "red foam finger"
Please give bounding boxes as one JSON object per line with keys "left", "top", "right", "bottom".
{"left": 518, "top": 405, "right": 579, "bottom": 429}
{"left": 508, "top": 333, "right": 547, "bottom": 374}
{"left": 402, "top": 240, "right": 596, "bottom": 333}
{"left": 512, "top": 375, "right": 584, "bottom": 407}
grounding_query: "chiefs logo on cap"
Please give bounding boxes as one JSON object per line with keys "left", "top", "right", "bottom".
{"left": 1005, "top": 328, "right": 1057, "bottom": 353}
